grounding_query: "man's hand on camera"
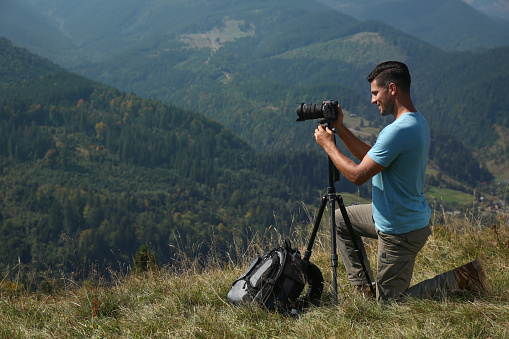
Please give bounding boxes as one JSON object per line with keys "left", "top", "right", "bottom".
{"left": 314, "top": 125, "right": 335, "bottom": 150}
{"left": 333, "top": 104, "right": 344, "bottom": 130}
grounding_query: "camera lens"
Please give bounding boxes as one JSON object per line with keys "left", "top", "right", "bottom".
{"left": 296, "top": 103, "right": 324, "bottom": 121}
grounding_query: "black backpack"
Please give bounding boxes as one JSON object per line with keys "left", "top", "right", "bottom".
{"left": 227, "top": 239, "right": 323, "bottom": 313}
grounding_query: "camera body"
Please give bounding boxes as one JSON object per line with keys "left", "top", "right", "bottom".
{"left": 296, "top": 100, "right": 339, "bottom": 123}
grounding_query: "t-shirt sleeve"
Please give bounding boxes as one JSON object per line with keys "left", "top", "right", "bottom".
{"left": 367, "top": 125, "right": 407, "bottom": 167}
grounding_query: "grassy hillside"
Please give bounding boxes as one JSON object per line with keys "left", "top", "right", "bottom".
{"left": 1, "top": 213, "right": 507, "bottom": 337}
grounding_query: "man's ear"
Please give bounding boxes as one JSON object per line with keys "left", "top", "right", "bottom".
{"left": 389, "top": 83, "right": 397, "bottom": 95}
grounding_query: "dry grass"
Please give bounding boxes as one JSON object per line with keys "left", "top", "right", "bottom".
{"left": 1, "top": 211, "right": 508, "bottom": 338}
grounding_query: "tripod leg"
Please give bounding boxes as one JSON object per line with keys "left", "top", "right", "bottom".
{"left": 303, "top": 195, "right": 327, "bottom": 262}
{"left": 303, "top": 192, "right": 340, "bottom": 304}
{"left": 327, "top": 189, "right": 339, "bottom": 305}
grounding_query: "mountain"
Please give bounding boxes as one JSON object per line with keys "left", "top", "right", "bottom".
{"left": 1, "top": 0, "right": 504, "bottom": 271}
{"left": 75, "top": 13, "right": 508, "bottom": 164}
{"left": 0, "top": 0, "right": 84, "bottom": 66}
{"left": 463, "top": 0, "right": 509, "bottom": 21}
{"left": 316, "top": 0, "right": 509, "bottom": 51}
{"left": 2, "top": 1, "right": 507, "bottom": 176}
{"left": 16, "top": 0, "right": 509, "bottom": 58}
{"left": 19, "top": 0, "right": 332, "bottom": 63}
{"left": 1, "top": 0, "right": 506, "bottom": 182}
{"left": 1, "top": 38, "right": 346, "bottom": 270}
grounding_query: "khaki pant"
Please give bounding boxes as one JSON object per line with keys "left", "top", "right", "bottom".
{"left": 335, "top": 204, "right": 459, "bottom": 302}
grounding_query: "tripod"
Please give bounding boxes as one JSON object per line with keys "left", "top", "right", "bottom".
{"left": 303, "top": 123, "right": 375, "bottom": 304}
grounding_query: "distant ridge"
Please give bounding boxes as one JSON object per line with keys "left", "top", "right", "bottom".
{"left": 316, "top": 0, "right": 509, "bottom": 50}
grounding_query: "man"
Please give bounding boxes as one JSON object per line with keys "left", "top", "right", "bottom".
{"left": 314, "top": 61, "right": 491, "bottom": 302}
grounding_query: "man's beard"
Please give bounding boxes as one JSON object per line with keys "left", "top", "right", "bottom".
{"left": 380, "top": 100, "right": 395, "bottom": 116}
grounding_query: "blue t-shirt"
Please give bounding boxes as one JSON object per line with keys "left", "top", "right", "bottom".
{"left": 367, "top": 112, "right": 431, "bottom": 234}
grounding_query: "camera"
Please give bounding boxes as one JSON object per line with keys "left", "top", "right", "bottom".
{"left": 296, "top": 100, "right": 339, "bottom": 123}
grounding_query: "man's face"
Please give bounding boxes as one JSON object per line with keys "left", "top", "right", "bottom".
{"left": 371, "top": 79, "right": 394, "bottom": 116}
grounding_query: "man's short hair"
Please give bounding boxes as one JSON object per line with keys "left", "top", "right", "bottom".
{"left": 367, "top": 61, "right": 411, "bottom": 93}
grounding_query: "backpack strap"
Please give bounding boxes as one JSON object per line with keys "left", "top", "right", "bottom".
{"left": 284, "top": 238, "right": 293, "bottom": 253}
{"left": 304, "top": 262, "right": 324, "bottom": 307}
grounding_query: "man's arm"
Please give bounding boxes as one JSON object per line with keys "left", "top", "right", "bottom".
{"left": 315, "top": 125, "right": 384, "bottom": 185}
{"left": 328, "top": 104, "right": 372, "bottom": 161}
{"left": 335, "top": 124, "right": 372, "bottom": 161}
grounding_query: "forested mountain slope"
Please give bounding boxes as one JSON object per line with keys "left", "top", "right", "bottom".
{"left": 1, "top": 0, "right": 507, "bottom": 271}
{"left": 2, "top": 0, "right": 508, "bottom": 181}
{"left": 0, "top": 38, "right": 496, "bottom": 273}
{"left": 0, "top": 38, "right": 344, "bottom": 270}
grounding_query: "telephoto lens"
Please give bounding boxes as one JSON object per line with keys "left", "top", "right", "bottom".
{"left": 296, "top": 103, "right": 324, "bottom": 121}
{"left": 296, "top": 100, "right": 338, "bottom": 122}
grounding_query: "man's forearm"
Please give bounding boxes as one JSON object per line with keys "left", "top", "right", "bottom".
{"left": 315, "top": 124, "right": 385, "bottom": 185}
{"left": 321, "top": 141, "right": 362, "bottom": 184}
{"left": 336, "top": 125, "right": 372, "bottom": 161}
